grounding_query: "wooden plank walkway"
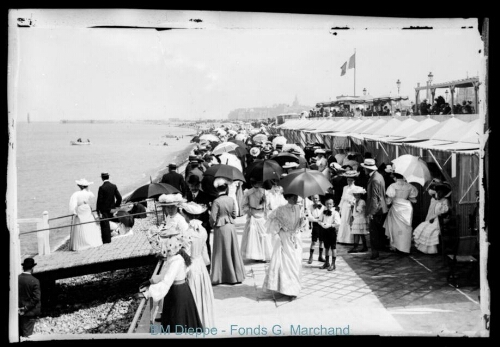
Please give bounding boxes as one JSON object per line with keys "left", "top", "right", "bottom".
{"left": 32, "top": 232, "right": 158, "bottom": 306}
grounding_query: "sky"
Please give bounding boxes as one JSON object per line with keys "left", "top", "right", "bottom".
{"left": 8, "top": 10, "right": 485, "bottom": 121}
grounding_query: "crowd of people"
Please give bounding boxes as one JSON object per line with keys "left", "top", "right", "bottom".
{"left": 19, "top": 123, "right": 455, "bottom": 337}
{"left": 132, "top": 124, "right": 454, "bottom": 332}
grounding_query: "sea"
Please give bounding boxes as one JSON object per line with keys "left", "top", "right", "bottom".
{"left": 15, "top": 122, "right": 197, "bottom": 257}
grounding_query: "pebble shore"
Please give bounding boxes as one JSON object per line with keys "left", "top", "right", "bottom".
{"left": 33, "top": 210, "right": 161, "bottom": 335}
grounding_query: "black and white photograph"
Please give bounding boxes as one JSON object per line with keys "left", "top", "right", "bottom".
{"left": 6, "top": 9, "right": 490, "bottom": 341}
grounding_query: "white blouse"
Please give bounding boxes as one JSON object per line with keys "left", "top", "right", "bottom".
{"left": 147, "top": 255, "right": 187, "bottom": 302}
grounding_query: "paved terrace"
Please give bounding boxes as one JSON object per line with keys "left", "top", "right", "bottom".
{"left": 136, "top": 215, "right": 483, "bottom": 338}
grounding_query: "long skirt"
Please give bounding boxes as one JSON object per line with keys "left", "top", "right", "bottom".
{"left": 262, "top": 230, "right": 302, "bottom": 297}
{"left": 413, "top": 219, "right": 440, "bottom": 254}
{"left": 384, "top": 199, "right": 413, "bottom": 253}
{"left": 240, "top": 214, "right": 273, "bottom": 261}
{"left": 70, "top": 204, "right": 103, "bottom": 251}
{"left": 187, "top": 256, "right": 215, "bottom": 328}
{"left": 337, "top": 202, "right": 354, "bottom": 244}
{"left": 211, "top": 224, "right": 246, "bottom": 285}
{"left": 161, "top": 281, "right": 203, "bottom": 329}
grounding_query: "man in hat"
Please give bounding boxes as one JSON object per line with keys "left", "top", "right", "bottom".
{"left": 184, "top": 155, "right": 198, "bottom": 181}
{"left": 361, "top": 159, "right": 388, "bottom": 260}
{"left": 292, "top": 148, "right": 309, "bottom": 169}
{"left": 186, "top": 156, "right": 204, "bottom": 183}
{"left": 18, "top": 257, "right": 41, "bottom": 337}
{"left": 97, "top": 172, "right": 122, "bottom": 244}
{"left": 160, "top": 163, "right": 186, "bottom": 197}
{"left": 186, "top": 175, "right": 213, "bottom": 259}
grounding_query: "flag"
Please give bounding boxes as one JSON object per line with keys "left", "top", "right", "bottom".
{"left": 340, "top": 62, "right": 347, "bottom": 76}
{"left": 348, "top": 53, "right": 355, "bottom": 69}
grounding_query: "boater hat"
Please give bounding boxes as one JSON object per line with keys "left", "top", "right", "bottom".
{"left": 101, "top": 172, "right": 109, "bottom": 179}
{"left": 168, "top": 163, "right": 177, "bottom": 169}
{"left": 360, "top": 158, "right": 378, "bottom": 171}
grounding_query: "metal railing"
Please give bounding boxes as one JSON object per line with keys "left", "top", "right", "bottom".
{"left": 127, "top": 258, "right": 165, "bottom": 333}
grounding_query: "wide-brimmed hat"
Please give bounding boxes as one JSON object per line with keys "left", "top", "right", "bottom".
{"left": 158, "top": 193, "right": 186, "bottom": 206}
{"left": 21, "top": 257, "right": 37, "bottom": 269}
{"left": 360, "top": 158, "right": 378, "bottom": 170}
{"left": 342, "top": 170, "right": 360, "bottom": 178}
{"left": 352, "top": 186, "right": 367, "bottom": 195}
{"left": 168, "top": 162, "right": 177, "bottom": 169}
{"left": 75, "top": 178, "right": 93, "bottom": 186}
{"left": 180, "top": 202, "right": 207, "bottom": 215}
{"left": 214, "top": 177, "right": 231, "bottom": 188}
{"left": 330, "top": 162, "right": 343, "bottom": 171}
{"left": 250, "top": 147, "right": 260, "bottom": 157}
{"left": 283, "top": 162, "right": 299, "bottom": 169}
{"left": 158, "top": 224, "right": 181, "bottom": 238}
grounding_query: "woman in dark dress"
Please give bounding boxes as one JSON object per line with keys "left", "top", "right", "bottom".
{"left": 140, "top": 228, "right": 202, "bottom": 329}
{"left": 210, "top": 178, "right": 246, "bottom": 285}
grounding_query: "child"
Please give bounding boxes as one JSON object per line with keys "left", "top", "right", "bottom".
{"left": 348, "top": 187, "right": 369, "bottom": 253}
{"left": 307, "top": 195, "right": 325, "bottom": 264}
{"left": 318, "top": 198, "right": 341, "bottom": 271}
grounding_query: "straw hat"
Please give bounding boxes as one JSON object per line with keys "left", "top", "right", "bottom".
{"left": 360, "top": 158, "right": 378, "bottom": 171}
{"left": 283, "top": 162, "right": 299, "bottom": 169}
{"left": 342, "top": 170, "right": 360, "bottom": 178}
{"left": 75, "top": 178, "right": 93, "bottom": 186}
{"left": 158, "top": 193, "right": 186, "bottom": 206}
{"left": 180, "top": 202, "right": 207, "bottom": 215}
{"left": 330, "top": 162, "right": 343, "bottom": 171}
{"left": 214, "top": 177, "right": 230, "bottom": 188}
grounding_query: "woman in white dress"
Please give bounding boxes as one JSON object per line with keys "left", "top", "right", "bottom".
{"left": 262, "top": 193, "right": 308, "bottom": 299}
{"left": 384, "top": 173, "right": 418, "bottom": 254}
{"left": 69, "top": 179, "right": 103, "bottom": 251}
{"left": 413, "top": 182, "right": 451, "bottom": 254}
{"left": 337, "top": 171, "right": 360, "bottom": 244}
{"left": 240, "top": 179, "right": 273, "bottom": 262}
{"left": 264, "top": 180, "right": 287, "bottom": 212}
{"left": 180, "top": 202, "right": 215, "bottom": 328}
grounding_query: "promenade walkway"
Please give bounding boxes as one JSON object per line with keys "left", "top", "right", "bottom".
{"left": 136, "top": 216, "right": 482, "bottom": 338}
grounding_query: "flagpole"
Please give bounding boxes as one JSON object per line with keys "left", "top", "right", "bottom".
{"left": 353, "top": 49, "right": 356, "bottom": 97}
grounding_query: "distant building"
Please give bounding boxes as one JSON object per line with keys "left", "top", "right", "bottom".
{"left": 227, "top": 97, "right": 312, "bottom": 120}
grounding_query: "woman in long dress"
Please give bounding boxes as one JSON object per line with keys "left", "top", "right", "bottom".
{"left": 210, "top": 178, "right": 246, "bottom": 285}
{"left": 384, "top": 173, "right": 418, "bottom": 254}
{"left": 69, "top": 179, "right": 103, "bottom": 251}
{"left": 262, "top": 193, "right": 308, "bottom": 299}
{"left": 413, "top": 183, "right": 451, "bottom": 254}
{"left": 264, "top": 180, "right": 287, "bottom": 211}
{"left": 337, "top": 171, "right": 360, "bottom": 244}
{"left": 140, "top": 231, "right": 203, "bottom": 329}
{"left": 180, "top": 202, "right": 215, "bottom": 328}
{"left": 240, "top": 179, "right": 273, "bottom": 262}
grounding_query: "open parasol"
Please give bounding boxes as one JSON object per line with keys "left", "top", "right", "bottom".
{"left": 212, "top": 142, "right": 239, "bottom": 155}
{"left": 271, "top": 152, "right": 300, "bottom": 167}
{"left": 278, "top": 168, "right": 332, "bottom": 199}
{"left": 245, "top": 159, "right": 283, "bottom": 182}
{"left": 203, "top": 164, "right": 246, "bottom": 183}
{"left": 391, "top": 154, "right": 432, "bottom": 187}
